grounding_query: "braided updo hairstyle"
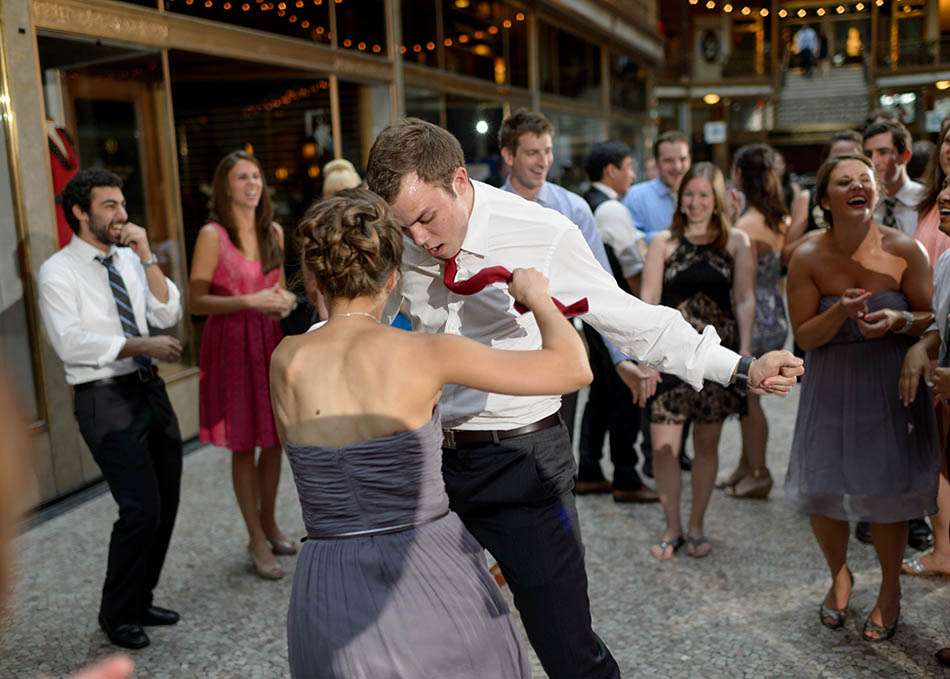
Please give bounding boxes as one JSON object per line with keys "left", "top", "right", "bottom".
{"left": 296, "top": 188, "right": 404, "bottom": 300}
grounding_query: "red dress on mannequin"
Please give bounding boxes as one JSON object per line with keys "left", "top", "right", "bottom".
{"left": 48, "top": 125, "right": 79, "bottom": 248}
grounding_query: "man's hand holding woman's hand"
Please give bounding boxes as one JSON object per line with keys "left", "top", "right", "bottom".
{"left": 748, "top": 350, "right": 805, "bottom": 396}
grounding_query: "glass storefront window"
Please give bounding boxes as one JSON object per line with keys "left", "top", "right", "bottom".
{"left": 163, "top": 0, "right": 332, "bottom": 47}
{"left": 609, "top": 119, "right": 652, "bottom": 178}
{"left": 443, "top": 0, "right": 528, "bottom": 87}
{"left": 336, "top": 0, "right": 387, "bottom": 55}
{"left": 539, "top": 23, "right": 601, "bottom": 103}
{"left": 0, "top": 92, "right": 39, "bottom": 421}
{"left": 544, "top": 111, "right": 605, "bottom": 192}
{"left": 611, "top": 53, "right": 647, "bottom": 113}
{"left": 38, "top": 34, "right": 192, "bottom": 374}
{"left": 729, "top": 99, "right": 773, "bottom": 133}
{"left": 401, "top": 0, "right": 439, "bottom": 67}
{"left": 338, "top": 80, "right": 391, "bottom": 170}
{"left": 445, "top": 95, "right": 505, "bottom": 185}
{"left": 169, "top": 51, "right": 333, "bottom": 338}
{"left": 406, "top": 87, "right": 443, "bottom": 125}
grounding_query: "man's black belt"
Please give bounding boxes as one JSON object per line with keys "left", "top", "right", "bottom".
{"left": 73, "top": 365, "right": 158, "bottom": 392}
{"left": 442, "top": 412, "right": 561, "bottom": 449}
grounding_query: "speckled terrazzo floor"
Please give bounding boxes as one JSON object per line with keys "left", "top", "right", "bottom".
{"left": 3, "top": 387, "right": 950, "bottom": 678}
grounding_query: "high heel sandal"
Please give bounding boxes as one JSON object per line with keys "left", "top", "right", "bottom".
{"left": 248, "top": 544, "right": 285, "bottom": 580}
{"left": 863, "top": 601, "right": 900, "bottom": 642}
{"left": 819, "top": 568, "right": 854, "bottom": 630}
{"left": 724, "top": 468, "right": 773, "bottom": 499}
{"left": 715, "top": 465, "right": 748, "bottom": 490}
{"left": 268, "top": 536, "right": 299, "bottom": 556}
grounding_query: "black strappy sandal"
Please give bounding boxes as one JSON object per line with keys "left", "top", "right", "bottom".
{"left": 819, "top": 568, "right": 854, "bottom": 630}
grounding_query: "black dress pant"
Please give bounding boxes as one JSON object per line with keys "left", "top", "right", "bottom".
{"left": 74, "top": 375, "right": 183, "bottom": 626}
{"left": 578, "top": 324, "right": 643, "bottom": 489}
{"left": 442, "top": 422, "right": 620, "bottom": 679}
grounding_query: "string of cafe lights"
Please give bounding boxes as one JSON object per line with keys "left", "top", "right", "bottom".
{"left": 165, "top": 0, "right": 527, "bottom": 57}
{"left": 687, "top": 0, "right": 926, "bottom": 17}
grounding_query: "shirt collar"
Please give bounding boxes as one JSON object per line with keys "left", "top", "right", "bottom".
{"left": 592, "top": 181, "right": 618, "bottom": 200}
{"left": 893, "top": 178, "right": 923, "bottom": 207}
{"left": 460, "top": 180, "right": 491, "bottom": 257}
{"left": 650, "top": 177, "right": 676, "bottom": 199}
{"left": 501, "top": 176, "right": 551, "bottom": 207}
{"left": 68, "top": 235, "right": 115, "bottom": 262}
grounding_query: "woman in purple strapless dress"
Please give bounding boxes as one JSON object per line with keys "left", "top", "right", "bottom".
{"left": 786, "top": 153, "right": 939, "bottom": 642}
{"left": 269, "top": 189, "right": 592, "bottom": 678}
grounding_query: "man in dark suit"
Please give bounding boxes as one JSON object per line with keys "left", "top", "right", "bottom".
{"left": 578, "top": 141, "right": 657, "bottom": 503}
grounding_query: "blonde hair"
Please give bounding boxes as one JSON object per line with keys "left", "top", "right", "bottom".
{"left": 321, "top": 159, "right": 362, "bottom": 198}
{"left": 297, "top": 188, "right": 403, "bottom": 300}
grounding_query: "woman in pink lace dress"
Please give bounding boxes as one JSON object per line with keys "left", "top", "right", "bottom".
{"left": 189, "top": 151, "right": 298, "bottom": 579}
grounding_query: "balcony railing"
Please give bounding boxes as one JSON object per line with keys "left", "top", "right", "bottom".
{"left": 657, "top": 50, "right": 770, "bottom": 82}
{"left": 877, "top": 36, "right": 950, "bottom": 71}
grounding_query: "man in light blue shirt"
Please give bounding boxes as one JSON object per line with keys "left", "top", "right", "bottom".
{"left": 498, "top": 109, "right": 646, "bottom": 439}
{"left": 623, "top": 130, "right": 691, "bottom": 243}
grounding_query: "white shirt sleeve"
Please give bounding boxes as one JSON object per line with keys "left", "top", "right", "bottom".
{"left": 124, "top": 251, "right": 182, "bottom": 328}
{"left": 594, "top": 201, "right": 644, "bottom": 278}
{"left": 38, "top": 265, "right": 125, "bottom": 368}
{"left": 547, "top": 227, "right": 740, "bottom": 389}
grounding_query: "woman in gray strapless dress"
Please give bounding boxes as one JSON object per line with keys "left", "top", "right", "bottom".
{"left": 284, "top": 410, "right": 529, "bottom": 678}
{"left": 786, "top": 154, "right": 939, "bottom": 642}
{"left": 270, "top": 189, "right": 593, "bottom": 678}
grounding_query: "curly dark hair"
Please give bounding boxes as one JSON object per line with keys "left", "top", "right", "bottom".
{"left": 61, "top": 168, "right": 123, "bottom": 234}
{"left": 296, "top": 188, "right": 404, "bottom": 301}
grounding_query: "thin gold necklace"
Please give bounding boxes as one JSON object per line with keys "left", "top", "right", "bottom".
{"left": 337, "top": 311, "right": 379, "bottom": 323}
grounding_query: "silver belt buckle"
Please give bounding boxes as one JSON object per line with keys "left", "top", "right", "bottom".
{"left": 442, "top": 428, "right": 456, "bottom": 449}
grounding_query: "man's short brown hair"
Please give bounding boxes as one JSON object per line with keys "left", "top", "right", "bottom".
{"left": 498, "top": 108, "right": 554, "bottom": 154}
{"left": 862, "top": 120, "right": 912, "bottom": 156}
{"left": 653, "top": 130, "right": 689, "bottom": 159}
{"left": 366, "top": 118, "right": 465, "bottom": 203}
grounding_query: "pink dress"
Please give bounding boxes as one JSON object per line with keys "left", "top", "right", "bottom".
{"left": 199, "top": 222, "right": 282, "bottom": 451}
{"left": 914, "top": 205, "right": 950, "bottom": 268}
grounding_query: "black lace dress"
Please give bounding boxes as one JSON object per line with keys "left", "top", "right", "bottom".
{"left": 650, "top": 238, "right": 744, "bottom": 424}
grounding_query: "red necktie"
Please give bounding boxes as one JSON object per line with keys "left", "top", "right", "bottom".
{"left": 442, "top": 256, "right": 589, "bottom": 318}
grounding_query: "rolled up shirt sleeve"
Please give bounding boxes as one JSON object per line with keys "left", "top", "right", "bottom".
{"left": 143, "top": 274, "right": 182, "bottom": 329}
{"left": 549, "top": 227, "right": 740, "bottom": 389}
{"left": 38, "top": 268, "right": 125, "bottom": 368}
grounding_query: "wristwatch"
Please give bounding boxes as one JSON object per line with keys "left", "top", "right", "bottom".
{"left": 732, "top": 355, "right": 755, "bottom": 393}
{"left": 140, "top": 253, "right": 159, "bottom": 268}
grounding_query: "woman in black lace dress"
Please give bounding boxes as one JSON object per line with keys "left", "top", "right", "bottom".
{"left": 639, "top": 162, "right": 755, "bottom": 560}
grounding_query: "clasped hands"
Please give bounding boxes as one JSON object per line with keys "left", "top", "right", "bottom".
{"left": 616, "top": 351, "right": 805, "bottom": 408}
{"left": 248, "top": 284, "right": 298, "bottom": 319}
{"left": 840, "top": 288, "right": 908, "bottom": 340}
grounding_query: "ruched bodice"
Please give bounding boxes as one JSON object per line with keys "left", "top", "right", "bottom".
{"left": 817, "top": 290, "right": 909, "bottom": 345}
{"left": 284, "top": 411, "right": 449, "bottom": 538}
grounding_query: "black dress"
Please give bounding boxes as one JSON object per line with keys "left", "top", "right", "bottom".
{"left": 650, "top": 238, "right": 744, "bottom": 424}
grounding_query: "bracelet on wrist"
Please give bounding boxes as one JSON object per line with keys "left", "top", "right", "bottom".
{"left": 894, "top": 311, "right": 914, "bottom": 334}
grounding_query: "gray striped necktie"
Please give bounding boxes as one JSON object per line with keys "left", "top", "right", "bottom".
{"left": 882, "top": 197, "right": 898, "bottom": 228}
{"left": 96, "top": 254, "right": 152, "bottom": 369}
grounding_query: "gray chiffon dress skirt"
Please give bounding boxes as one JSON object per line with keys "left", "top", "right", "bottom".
{"left": 785, "top": 292, "right": 940, "bottom": 523}
{"left": 284, "top": 410, "right": 530, "bottom": 679}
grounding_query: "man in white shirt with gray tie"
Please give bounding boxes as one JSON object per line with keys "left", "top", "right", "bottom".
{"left": 366, "top": 118, "right": 804, "bottom": 679}
{"left": 37, "top": 168, "right": 184, "bottom": 651}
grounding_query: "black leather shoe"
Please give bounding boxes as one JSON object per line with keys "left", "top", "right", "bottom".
{"left": 99, "top": 613, "right": 150, "bottom": 650}
{"left": 141, "top": 605, "right": 180, "bottom": 626}
{"left": 855, "top": 521, "right": 872, "bottom": 545}
{"left": 908, "top": 518, "right": 933, "bottom": 551}
{"left": 679, "top": 452, "right": 693, "bottom": 472}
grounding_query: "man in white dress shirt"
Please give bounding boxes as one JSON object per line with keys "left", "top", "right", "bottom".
{"left": 864, "top": 120, "right": 924, "bottom": 237}
{"left": 37, "top": 169, "right": 184, "bottom": 650}
{"left": 366, "top": 119, "right": 803, "bottom": 679}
